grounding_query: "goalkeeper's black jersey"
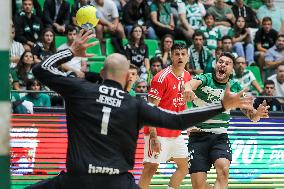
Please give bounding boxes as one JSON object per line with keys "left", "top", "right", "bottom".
{"left": 32, "top": 49, "right": 225, "bottom": 175}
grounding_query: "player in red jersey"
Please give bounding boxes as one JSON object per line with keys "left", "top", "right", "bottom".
{"left": 139, "top": 43, "right": 193, "bottom": 189}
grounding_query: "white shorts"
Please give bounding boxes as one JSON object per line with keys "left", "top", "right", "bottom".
{"left": 143, "top": 135, "right": 188, "bottom": 164}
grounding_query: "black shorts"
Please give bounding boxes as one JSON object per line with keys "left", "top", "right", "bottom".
{"left": 25, "top": 171, "right": 140, "bottom": 189}
{"left": 187, "top": 132, "right": 232, "bottom": 174}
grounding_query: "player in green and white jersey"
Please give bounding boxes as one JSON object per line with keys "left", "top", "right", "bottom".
{"left": 183, "top": 52, "right": 270, "bottom": 189}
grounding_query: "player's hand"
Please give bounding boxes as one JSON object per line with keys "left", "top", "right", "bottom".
{"left": 150, "top": 137, "right": 161, "bottom": 154}
{"left": 70, "top": 29, "right": 98, "bottom": 58}
{"left": 182, "top": 84, "right": 195, "bottom": 102}
{"left": 222, "top": 84, "right": 253, "bottom": 110}
{"left": 255, "top": 100, "right": 270, "bottom": 120}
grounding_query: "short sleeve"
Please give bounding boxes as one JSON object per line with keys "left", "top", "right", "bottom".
{"left": 177, "top": 2, "right": 186, "bottom": 14}
{"left": 148, "top": 75, "right": 166, "bottom": 100}
{"left": 10, "top": 69, "right": 19, "bottom": 82}
{"left": 110, "top": 1, "right": 119, "bottom": 18}
{"left": 194, "top": 73, "right": 208, "bottom": 87}
{"left": 198, "top": 2, "right": 206, "bottom": 16}
{"left": 150, "top": 3, "right": 158, "bottom": 12}
{"left": 254, "top": 30, "right": 261, "bottom": 44}
{"left": 248, "top": 70, "right": 256, "bottom": 81}
{"left": 264, "top": 49, "right": 274, "bottom": 62}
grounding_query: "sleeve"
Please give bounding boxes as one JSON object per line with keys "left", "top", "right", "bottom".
{"left": 248, "top": 70, "right": 256, "bottom": 82}
{"left": 194, "top": 74, "right": 207, "bottom": 87}
{"left": 62, "top": 3, "right": 71, "bottom": 26}
{"left": 14, "top": 17, "right": 28, "bottom": 44}
{"left": 138, "top": 99, "right": 225, "bottom": 130}
{"left": 32, "top": 49, "right": 84, "bottom": 98}
{"left": 122, "top": 4, "right": 136, "bottom": 25}
{"left": 150, "top": 3, "right": 158, "bottom": 13}
{"left": 43, "top": 0, "right": 54, "bottom": 26}
{"left": 217, "top": 28, "right": 222, "bottom": 40}
{"left": 124, "top": 45, "right": 131, "bottom": 60}
{"left": 43, "top": 94, "right": 51, "bottom": 107}
{"left": 147, "top": 75, "right": 166, "bottom": 100}
{"left": 254, "top": 30, "right": 261, "bottom": 44}
{"left": 145, "top": 45, "right": 149, "bottom": 59}
{"left": 264, "top": 49, "right": 274, "bottom": 62}
{"left": 198, "top": 2, "right": 206, "bottom": 16}
{"left": 256, "top": 7, "right": 264, "bottom": 20}
{"left": 177, "top": 2, "right": 186, "bottom": 14}
{"left": 111, "top": 1, "right": 119, "bottom": 18}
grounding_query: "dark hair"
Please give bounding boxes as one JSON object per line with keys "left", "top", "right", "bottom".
{"left": 16, "top": 51, "right": 35, "bottom": 84}
{"left": 161, "top": 34, "right": 174, "bottom": 53}
{"left": 66, "top": 25, "right": 79, "bottom": 34}
{"left": 40, "top": 27, "right": 56, "bottom": 53}
{"left": 129, "top": 63, "right": 139, "bottom": 72}
{"left": 233, "top": 16, "right": 248, "bottom": 37}
{"left": 277, "top": 34, "right": 284, "bottom": 40}
{"left": 192, "top": 30, "right": 205, "bottom": 40}
{"left": 26, "top": 79, "right": 42, "bottom": 90}
{"left": 128, "top": 24, "right": 146, "bottom": 49}
{"left": 264, "top": 80, "right": 275, "bottom": 87}
{"left": 262, "top": 17, "right": 272, "bottom": 24}
{"left": 222, "top": 35, "right": 232, "bottom": 42}
{"left": 218, "top": 52, "right": 236, "bottom": 65}
{"left": 171, "top": 43, "right": 188, "bottom": 52}
{"left": 204, "top": 13, "right": 215, "bottom": 21}
{"left": 277, "top": 62, "right": 284, "bottom": 69}
{"left": 150, "top": 57, "right": 163, "bottom": 66}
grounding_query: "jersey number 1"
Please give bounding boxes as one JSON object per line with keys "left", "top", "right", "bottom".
{"left": 101, "top": 106, "right": 111, "bottom": 135}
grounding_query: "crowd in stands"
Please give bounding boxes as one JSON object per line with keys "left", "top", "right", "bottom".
{"left": 10, "top": 0, "right": 284, "bottom": 112}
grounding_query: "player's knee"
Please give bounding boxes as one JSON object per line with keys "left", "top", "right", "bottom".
{"left": 216, "top": 165, "right": 229, "bottom": 181}
{"left": 176, "top": 165, "right": 189, "bottom": 176}
{"left": 143, "top": 163, "right": 158, "bottom": 175}
{"left": 191, "top": 178, "right": 206, "bottom": 189}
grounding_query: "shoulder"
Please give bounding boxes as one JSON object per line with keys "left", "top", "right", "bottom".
{"left": 153, "top": 67, "right": 172, "bottom": 83}
{"left": 229, "top": 79, "right": 243, "bottom": 91}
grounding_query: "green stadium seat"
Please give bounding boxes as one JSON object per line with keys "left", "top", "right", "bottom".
{"left": 55, "top": 36, "right": 67, "bottom": 49}
{"left": 105, "top": 38, "right": 115, "bottom": 56}
{"left": 38, "top": 0, "right": 45, "bottom": 10}
{"left": 89, "top": 61, "right": 104, "bottom": 73}
{"left": 86, "top": 38, "right": 102, "bottom": 56}
{"left": 145, "top": 39, "right": 159, "bottom": 58}
{"left": 247, "top": 66, "right": 264, "bottom": 88}
{"left": 88, "top": 55, "right": 106, "bottom": 62}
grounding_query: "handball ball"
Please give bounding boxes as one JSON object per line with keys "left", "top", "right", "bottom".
{"left": 76, "top": 5, "right": 100, "bottom": 29}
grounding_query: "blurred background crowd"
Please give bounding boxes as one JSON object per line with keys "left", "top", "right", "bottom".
{"left": 10, "top": 0, "right": 284, "bottom": 113}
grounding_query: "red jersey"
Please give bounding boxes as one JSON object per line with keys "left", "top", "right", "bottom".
{"left": 144, "top": 66, "right": 191, "bottom": 137}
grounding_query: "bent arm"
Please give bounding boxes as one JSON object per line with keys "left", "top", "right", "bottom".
{"left": 32, "top": 49, "right": 83, "bottom": 97}
{"left": 139, "top": 100, "right": 225, "bottom": 130}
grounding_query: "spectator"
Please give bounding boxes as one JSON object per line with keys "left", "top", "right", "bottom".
{"left": 91, "top": 0, "right": 126, "bottom": 55}
{"left": 254, "top": 17, "right": 278, "bottom": 79}
{"left": 155, "top": 34, "right": 174, "bottom": 67}
{"left": 10, "top": 24, "right": 25, "bottom": 68}
{"left": 257, "top": 0, "right": 284, "bottom": 32}
{"left": 178, "top": 0, "right": 206, "bottom": 40}
{"left": 71, "top": 0, "right": 91, "bottom": 26}
{"left": 22, "top": 79, "right": 51, "bottom": 107}
{"left": 212, "top": 47, "right": 224, "bottom": 68}
{"left": 125, "top": 64, "right": 139, "bottom": 96}
{"left": 32, "top": 28, "right": 56, "bottom": 64}
{"left": 244, "top": 0, "right": 264, "bottom": 10}
{"left": 207, "top": 0, "right": 235, "bottom": 36}
{"left": 228, "top": 16, "right": 255, "bottom": 65}
{"left": 134, "top": 79, "right": 148, "bottom": 93}
{"left": 14, "top": 0, "right": 43, "bottom": 51}
{"left": 188, "top": 31, "right": 214, "bottom": 75}
{"left": 113, "top": 0, "right": 128, "bottom": 11}
{"left": 11, "top": 51, "right": 35, "bottom": 90}
{"left": 124, "top": 24, "right": 150, "bottom": 81}
{"left": 57, "top": 26, "right": 87, "bottom": 78}
{"left": 43, "top": 0, "right": 70, "bottom": 35}
{"left": 233, "top": 56, "right": 263, "bottom": 94}
{"left": 265, "top": 34, "right": 284, "bottom": 77}
{"left": 254, "top": 80, "right": 282, "bottom": 111}
{"left": 123, "top": 0, "right": 157, "bottom": 39}
{"left": 268, "top": 63, "right": 284, "bottom": 104}
{"left": 231, "top": 0, "right": 259, "bottom": 28}
{"left": 199, "top": 13, "right": 222, "bottom": 53}
{"left": 147, "top": 57, "right": 163, "bottom": 84}
{"left": 12, "top": 0, "right": 43, "bottom": 19}
{"left": 150, "top": 0, "right": 185, "bottom": 40}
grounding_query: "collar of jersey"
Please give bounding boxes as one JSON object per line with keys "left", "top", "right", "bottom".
{"left": 102, "top": 79, "right": 123, "bottom": 90}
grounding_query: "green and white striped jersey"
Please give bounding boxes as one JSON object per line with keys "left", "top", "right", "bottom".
{"left": 192, "top": 73, "right": 242, "bottom": 133}
{"left": 232, "top": 69, "right": 256, "bottom": 91}
{"left": 199, "top": 26, "right": 222, "bottom": 50}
